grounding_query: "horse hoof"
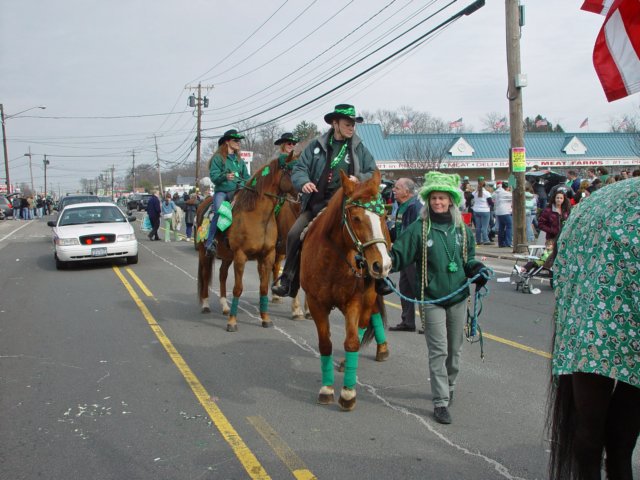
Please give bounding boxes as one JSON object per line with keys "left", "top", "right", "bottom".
{"left": 261, "top": 321, "right": 272, "bottom": 328}
{"left": 226, "top": 324, "right": 237, "bottom": 332}
{"left": 292, "top": 314, "right": 305, "bottom": 321}
{"left": 338, "top": 388, "right": 357, "bottom": 411}
{"left": 376, "top": 343, "right": 389, "bottom": 362}
{"left": 201, "top": 307, "right": 211, "bottom": 314}
{"left": 317, "top": 386, "right": 334, "bottom": 405}
{"left": 304, "top": 313, "right": 313, "bottom": 320}
{"left": 337, "top": 360, "right": 345, "bottom": 372}
{"left": 222, "top": 307, "right": 230, "bottom": 315}
{"left": 271, "top": 296, "right": 282, "bottom": 304}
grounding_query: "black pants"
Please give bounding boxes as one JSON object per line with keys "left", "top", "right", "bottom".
{"left": 149, "top": 215, "right": 160, "bottom": 240}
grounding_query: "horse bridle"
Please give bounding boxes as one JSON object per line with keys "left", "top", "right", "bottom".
{"left": 342, "top": 200, "right": 388, "bottom": 274}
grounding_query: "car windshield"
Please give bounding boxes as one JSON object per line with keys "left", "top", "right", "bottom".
{"left": 59, "top": 206, "right": 127, "bottom": 226}
{"left": 61, "top": 196, "right": 99, "bottom": 208}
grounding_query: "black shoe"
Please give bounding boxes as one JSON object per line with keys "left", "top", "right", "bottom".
{"left": 389, "top": 323, "right": 415, "bottom": 332}
{"left": 418, "top": 328, "right": 425, "bottom": 335}
{"left": 375, "top": 278, "right": 394, "bottom": 296}
{"left": 449, "top": 391, "right": 454, "bottom": 406}
{"left": 434, "top": 406, "right": 452, "bottom": 424}
{"left": 205, "top": 240, "right": 217, "bottom": 257}
{"left": 272, "top": 276, "right": 292, "bottom": 297}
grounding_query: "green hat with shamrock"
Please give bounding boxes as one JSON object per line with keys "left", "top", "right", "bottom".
{"left": 419, "top": 171, "right": 462, "bottom": 206}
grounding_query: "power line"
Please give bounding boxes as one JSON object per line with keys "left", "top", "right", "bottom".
{"left": 189, "top": 0, "right": 290, "bottom": 83}
{"left": 203, "top": 0, "right": 463, "bottom": 131}
{"left": 208, "top": 0, "right": 484, "bottom": 133}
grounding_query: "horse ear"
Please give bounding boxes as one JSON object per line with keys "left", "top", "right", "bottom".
{"left": 341, "top": 170, "right": 355, "bottom": 196}
{"left": 370, "top": 169, "right": 381, "bottom": 186}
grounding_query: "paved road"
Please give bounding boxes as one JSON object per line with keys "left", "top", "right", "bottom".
{"left": 0, "top": 217, "right": 636, "bottom": 479}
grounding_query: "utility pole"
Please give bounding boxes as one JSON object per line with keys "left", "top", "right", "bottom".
{"left": 25, "top": 146, "right": 34, "bottom": 193}
{"left": 111, "top": 164, "right": 115, "bottom": 200}
{"left": 1, "top": 104, "right": 10, "bottom": 193}
{"left": 132, "top": 150, "right": 136, "bottom": 192}
{"left": 43, "top": 155, "right": 50, "bottom": 199}
{"left": 154, "top": 135, "right": 163, "bottom": 194}
{"left": 186, "top": 83, "right": 213, "bottom": 188}
{"left": 505, "top": 0, "right": 527, "bottom": 254}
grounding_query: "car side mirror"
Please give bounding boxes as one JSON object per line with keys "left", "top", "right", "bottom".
{"left": 47, "top": 221, "right": 56, "bottom": 227}
{"left": 127, "top": 216, "right": 136, "bottom": 222}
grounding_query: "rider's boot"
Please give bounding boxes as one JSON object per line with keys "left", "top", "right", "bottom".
{"left": 375, "top": 277, "right": 395, "bottom": 296}
{"left": 205, "top": 219, "right": 218, "bottom": 257}
{"left": 272, "top": 246, "right": 301, "bottom": 298}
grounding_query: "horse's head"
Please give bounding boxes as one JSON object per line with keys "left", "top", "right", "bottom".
{"left": 340, "top": 170, "right": 392, "bottom": 279}
{"left": 274, "top": 152, "right": 298, "bottom": 197}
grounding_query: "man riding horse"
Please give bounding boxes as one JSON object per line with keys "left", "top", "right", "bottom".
{"left": 272, "top": 104, "right": 389, "bottom": 298}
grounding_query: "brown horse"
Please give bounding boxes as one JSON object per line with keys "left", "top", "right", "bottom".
{"left": 301, "top": 169, "right": 391, "bottom": 410}
{"left": 270, "top": 196, "right": 307, "bottom": 319}
{"left": 195, "top": 153, "right": 297, "bottom": 331}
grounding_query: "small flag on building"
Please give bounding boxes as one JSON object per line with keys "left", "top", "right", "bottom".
{"left": 402, "top": 119, "right": 413, "bottom": 130}
{"left": 535, "top": 119, "right": 549, "bottom": 128}
{"left": 580, "top": 117, "right": 589, "bottom": 128}
{"left": 494, "top": 117, "right": 507, "bottom": 129}
{"left": 449, "top": 117, "right": 463, "bottom": 128}
{"left": 581, "top": 0, "right": 640, "bottom": 102}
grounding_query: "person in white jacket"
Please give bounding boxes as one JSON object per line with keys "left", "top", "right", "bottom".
{"left": 471, "top": 176, "right": 493, "bottom": 245}
{"left": 492, "top": 181, "right": 513, "bottom": 247}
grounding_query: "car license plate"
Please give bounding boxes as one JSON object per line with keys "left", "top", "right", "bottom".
{"left": 91, "top": 247, "right": 108, "bottom": 257}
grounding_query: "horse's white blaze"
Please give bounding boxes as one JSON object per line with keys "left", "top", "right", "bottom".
{"left": 365, "top": 210, "right": 392, "bottom": 276}
{"left": 340, "top": 387, "right": 357, "bottom": 401}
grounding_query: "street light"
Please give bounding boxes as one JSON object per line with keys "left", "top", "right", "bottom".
{"left": 1, "top": 104, "right": 46, "bottom": 193}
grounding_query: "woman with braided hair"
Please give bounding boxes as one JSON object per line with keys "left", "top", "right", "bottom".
{"left": 389, "top": 171, "right": 487, "bottom": 425}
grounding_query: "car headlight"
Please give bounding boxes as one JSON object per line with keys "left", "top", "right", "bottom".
{"left": 55, "top": 237, "right": 80, "bottom": 246}
{"left": 117, "top": 234, "right": 136, "bottom": 242}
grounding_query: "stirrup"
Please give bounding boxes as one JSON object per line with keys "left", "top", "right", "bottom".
{"left": 205, "top": 239, "right": 217, "bottom": 257}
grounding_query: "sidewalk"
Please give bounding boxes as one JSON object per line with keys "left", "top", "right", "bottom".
{"left": 475, "top": 242, "right": 526, "bottom": 260}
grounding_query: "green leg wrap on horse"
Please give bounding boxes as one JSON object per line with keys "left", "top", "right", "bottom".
{"left": 259, "top": 295, "right": 269, "bottom": 313}
{"left": 358, "top": 327, "right": 366, "bottom": 343}
{"left": 371, "top": 313, "right": 386, "bottom": 344}
{"left": 320, "top": 355, "right": 334, "bottom": 386}
{"left": 343, "top": 351, "right": 359, "bottom": 389}
{"left": 229, "top": 297, "right": 240, "bottom": 317}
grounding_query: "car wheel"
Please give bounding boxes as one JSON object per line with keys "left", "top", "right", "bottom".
{"left": 55, "top": 255, "right": 67, "bottom": 270}
{"left": 126, "top": 254, "right": 138, "bottom": 265}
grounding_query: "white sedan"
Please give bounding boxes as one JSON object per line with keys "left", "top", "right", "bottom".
{"left": 48, "top": 202, "right": 138, "bottom": 270}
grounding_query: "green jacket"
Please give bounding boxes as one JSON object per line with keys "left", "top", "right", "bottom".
{"left": 292, "top": 131, "right": 376, "bottom": 212}
{"left": 390, "top": 218, "right": 479, "bottom": 306}
{"left": 209, "top": 153, "right": 250, "bottom": 193}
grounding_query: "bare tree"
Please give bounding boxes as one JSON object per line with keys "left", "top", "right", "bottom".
{"left": 361, "top": 106, "right": 448, "bottom": 135}
{"left": 481, "top": 112, "right": 509, "bottom": 133}
{"left": 397, "top": 137, "right": 451, "bottom": 179}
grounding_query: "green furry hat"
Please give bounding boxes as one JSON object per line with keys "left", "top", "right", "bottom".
{"left": 419, "top": 171, "right": 462, "bottom": 206}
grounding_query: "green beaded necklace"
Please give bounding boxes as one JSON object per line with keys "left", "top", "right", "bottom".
{"left": 329, "top": 136, "right": 349, "bottom": 169}
{"left": 436, "top": 226, "right": 459, "bottom": 273}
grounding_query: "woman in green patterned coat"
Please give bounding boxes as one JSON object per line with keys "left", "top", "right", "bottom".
{"left": 205, "top": 129, "right": 250, "bottom": 255}
{"left": 547, "top": 177, "right": 639, "bottom": 480}
{"left": 389, "top": 172, "right": 487, "bottom": 425}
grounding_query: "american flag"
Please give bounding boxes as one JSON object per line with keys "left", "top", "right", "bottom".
{"left": 402, "top": 119, "right": 414, "bottom": 130}
{"left": 580, "top": 117, "right": 589, "bottom": 128}
{"left": 619, "top": 118, "right": 629, "bottom": 129}
{"left": 494, "top": 117, "right": 507, "bottom": 129}
{"left": 535, "top": 119, "right": 549, "bottom": 128}
{"left": 449, "top": 117, "right": 463, "bottom": 128}
{"left": 582, "top": 0, "right": 640, "bottom": 102}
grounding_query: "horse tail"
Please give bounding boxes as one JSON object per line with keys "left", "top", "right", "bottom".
{"left": 547, "top": 374, "right": 577, "bottom": 480}
{"left": 360, "top": 293, "right": 387, "bottom": 347}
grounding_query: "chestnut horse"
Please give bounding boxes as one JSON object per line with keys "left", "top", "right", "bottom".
{"left": 301, "top": 170, "right": 391, "bottom": 410}
{"left": 270, "top": 196, "right": 306, "bottom": 319}
{"left": 196, "top": 154, "right": 297, "bottom": 331}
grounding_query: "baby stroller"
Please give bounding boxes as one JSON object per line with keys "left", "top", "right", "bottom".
{"left": 510, "top": 245, "right": 554, "bottom": 293}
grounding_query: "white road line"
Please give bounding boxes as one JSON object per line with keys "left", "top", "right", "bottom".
{"left": 0, "top": 221, "right": 34, "bottom": 242}
{"left": 142, "top": 242, "right": 526, "bottom": 480}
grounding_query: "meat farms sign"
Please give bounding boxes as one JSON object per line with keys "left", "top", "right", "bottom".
{"left": 375, "top": 158, "right": 639, "bottom": 170}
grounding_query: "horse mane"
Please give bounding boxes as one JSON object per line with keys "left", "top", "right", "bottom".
{"left": 234, "top": 157, "right": 280, "bottom": 211}
{"left": 312, "top": 174, "right": 380, "bottom": 241}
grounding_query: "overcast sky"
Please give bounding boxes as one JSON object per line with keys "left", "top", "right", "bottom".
{"left": 1, "top": 0, "right": 638, "bottom": 194}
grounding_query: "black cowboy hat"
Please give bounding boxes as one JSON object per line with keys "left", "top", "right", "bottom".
{"left": 323, "top": 104, "right": 364, "bottom": 125}
{"left": 218, "top": 129, "right": 245, "bottom": 146}
{"left": 274, "top": 132, "right": 299, "bottom": 146}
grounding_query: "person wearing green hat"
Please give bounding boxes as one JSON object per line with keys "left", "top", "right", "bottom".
{"left": 274, "top": 132, "right": 299, "bottom": 165}
{"left": 272, "top": 104, "right": 376, "bottom": 297}
{"left": 205, "top": 129, "right": 250, "bottom": 255}
{"left": 388, "top": 171, "right": 487, "bottom": 425}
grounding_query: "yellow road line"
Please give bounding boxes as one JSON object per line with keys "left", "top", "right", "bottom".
{"left": 384, "top": 299, "right": 551, "bottom": 359}
{"left": 247, "top": 416, "right": 317, "bottom": 480}
{"left": 112, "top": 266, "right": 271, "bottom": 480}
{"left": 125, "top": 267, "right": 154, "bottom": 297}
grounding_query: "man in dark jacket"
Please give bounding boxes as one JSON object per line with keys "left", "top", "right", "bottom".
{"left": 146, "top": 191, "right": 161, "bottom": 241}
{"left": 388, "top": 178, "right": 422, "bottom": 332}
{"left": 272, "top": 104, "right": 377, "bottom": 297}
